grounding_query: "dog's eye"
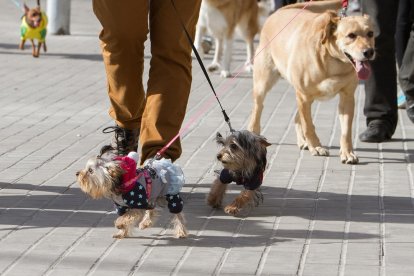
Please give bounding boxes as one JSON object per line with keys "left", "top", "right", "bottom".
{"left": 347, "top": 33, "right": 357, "bottom": 39}
{"left": 367, "top": 31, "right": 374, "bottom": 38}
{"left": 88, "top": 168, "right": 94, "bottom": 174}
{"left": 230, "top": 143, "right": 238, "bottom": 150}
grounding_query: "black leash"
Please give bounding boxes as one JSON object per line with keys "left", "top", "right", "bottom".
{"left": 170, "top": 0, "right": 235, "bottom": 133}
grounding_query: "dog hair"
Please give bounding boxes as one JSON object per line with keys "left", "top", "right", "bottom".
{"left": 207, "top": 130, "right": 271, "bottom": 215}
{"left": 19, "top": 0, "right": 48, "bottom": 57}
{"left": 76, "top": 151, "right": 188, "bottom": 239}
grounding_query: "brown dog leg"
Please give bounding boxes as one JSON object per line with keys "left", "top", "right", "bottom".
{"left": 19, "top": 39, "right": 25, "bottom": 50}
{"left": 113, "top": 209, "right": 144, "bottom": 239}
{"left": 207, "top": 178, "right": 227, "bottom": 208}
{"left": 224, "top": 189, "right": 255, "bottom": 215}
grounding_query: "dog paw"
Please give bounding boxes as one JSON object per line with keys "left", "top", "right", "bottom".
{"left": 220, "top": 70, "right": 232, "bottom": 78}
{"left": 112, "top": 230, "right": 126, "bottom": 239}
{"left": 175, "top": 227, "right": 188, "bottom": 238}
{"left": 340, "top": 151, "right": 359, "bottom": 164}
{"left": 139, "top": 218, "right": 153, "bottom": 230}
{"left": 208, "top": 63, "right": 220, "bottom": 72}
{"left": 309, "top": 146, "right": 329, "bottom": 156}
{"left": 224, "top": 205, "right": 240, "bottom": 216}
{"left": 207, "top": 198, "right": 222, "bottom": 209}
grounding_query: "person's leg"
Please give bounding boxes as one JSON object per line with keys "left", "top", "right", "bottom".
{"left": 400, "top": 21, "right": 414, "bottom": 122}
{"left": 93, "top": 0, "right": 149, "bottom": 154}
{"left": 140, "top": 0, "right": 201, "bottom": 163}
{"left": 359, "top": 0, "right": 399, "bottom": 142}
{"left": 395, "top": 0, "right": 412, "bottom": 67}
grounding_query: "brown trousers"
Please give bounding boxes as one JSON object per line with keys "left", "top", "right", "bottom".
{"left": 93, "top": 0, "right": 201, "bottom": 163}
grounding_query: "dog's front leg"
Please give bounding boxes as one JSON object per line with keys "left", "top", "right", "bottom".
{"left": 113, "top": 209, "right": 143, "bottom": 239}
{"left": 224, "top": 190, "right": 255, "bottom": 216}
{"left": 338, "top": 91, "right": 358, "bottom": 164}
{"left": 19, "top": 39, "right": 25, "bottom": 50}
{"left": 207, "top": 178, "right": 227, "bottom": 208}
{"left": 30, "top": 39, "right": 37, "bottom": 57}
{"left": 296, "top": 92, "right": 329, "bottom": 156}
{"left": 35, "top": 42, "right": 42, "bottom": 57}
{"left": 138, "top": 209, "right": 156, "bottom": 230}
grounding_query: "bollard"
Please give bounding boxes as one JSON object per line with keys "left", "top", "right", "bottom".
{"left": 46, "top": 0, "right": 71, "bottom": 35}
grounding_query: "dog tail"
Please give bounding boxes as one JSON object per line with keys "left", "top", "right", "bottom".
{"left": 280, "top": 0, "right": 342, "bottom": 13}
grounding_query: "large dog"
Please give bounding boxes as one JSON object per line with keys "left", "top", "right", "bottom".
{"left": 194, "top": 0, "right": 270, "bottom": 78}
{"left": 248, "top": 0, "right": 375, "bottom": 164}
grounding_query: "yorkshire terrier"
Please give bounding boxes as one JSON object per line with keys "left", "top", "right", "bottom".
{"left": 207, "top": 130, "right": 271, "bottom": 215}
{"left": 76, "top": 151, "right": 188, "bottom": 239}
{"left": 19, "top": 0, "right": 48, "bottom": 58}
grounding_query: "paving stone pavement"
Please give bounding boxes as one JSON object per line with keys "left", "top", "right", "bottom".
{"left": 1, "top": 1, "right": 414, "bottom": 275}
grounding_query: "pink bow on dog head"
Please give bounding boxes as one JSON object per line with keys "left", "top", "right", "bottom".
{"left": 115, "top": 152, "right": 139, "bottom": 193}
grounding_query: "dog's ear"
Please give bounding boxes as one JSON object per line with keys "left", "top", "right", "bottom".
{"left": 312, "top": 10, "right": 339, "bottom": 44}
{"left": 216, "top": 132, "right": 224, "bottom": 145}
{"left": 23, "top": 3, "right": 30, "bottom": 14}
{"left": 259, "top": 137, "right": 271, "bottom": 148}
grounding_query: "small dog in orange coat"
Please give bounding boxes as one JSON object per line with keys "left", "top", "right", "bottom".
{"left": 207, "top": 130, "right": 271, "bottom": 215}
{"left": 19, "top": 0, "right": 48, "bottom": 57}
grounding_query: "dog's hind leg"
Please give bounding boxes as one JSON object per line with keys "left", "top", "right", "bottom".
{"left": 220, "top": 36, "right": 233, "bottom": 78}
{"left": 248, "top": 49, "right": 279, "bottom": 134}
{"left": 172, "top": 212, "right": 188, "bottom": 238}
{"left": 208, "top": 37, "right": 222, "bottom": 72}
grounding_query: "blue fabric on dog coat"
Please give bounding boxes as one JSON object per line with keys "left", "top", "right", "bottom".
{"left": 219, "top": 168, "right": 263, "bottom": 190}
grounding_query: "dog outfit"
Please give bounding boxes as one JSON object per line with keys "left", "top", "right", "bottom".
{"left": 20, "top": 12, "right": 48, "bottom": 42}
{"left": 219, "top": 168, "right": 263, "bottom": 190}
{"left": 112, "top": 155, "right": 185, "bottom": 216}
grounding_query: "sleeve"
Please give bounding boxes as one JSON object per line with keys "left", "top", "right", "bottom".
{"left": 166, "top": 194, "right": 184, "bottom": 214}
{"left": 219, "top": 169, "right": 234, "bottom": 184}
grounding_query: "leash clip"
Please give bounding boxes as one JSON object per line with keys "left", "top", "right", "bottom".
{"left": 340, "top": 7, "right": 348, "bottom": 18}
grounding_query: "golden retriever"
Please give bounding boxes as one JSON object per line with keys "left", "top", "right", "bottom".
{"left": 194, "top": 0, "right": 267, "bottom": 78}
{"left": 248, "top": 0, "right": 375, "bottom": 164}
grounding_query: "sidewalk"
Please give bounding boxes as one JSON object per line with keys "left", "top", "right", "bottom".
{"left": 1, "top": 0, "right": 414, "bottom": 275}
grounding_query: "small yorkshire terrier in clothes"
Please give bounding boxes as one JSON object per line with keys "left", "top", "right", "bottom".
{"left": 19, "top": 0, "right": 48, "bottom": 57}
{"left": 76, "top": 151, "right": 188, "bottom": 239}
{"left": 207, "top": 130, "right": 271, "bottom": 215}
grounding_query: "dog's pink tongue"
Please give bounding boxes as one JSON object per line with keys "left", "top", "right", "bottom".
{"left": 355, "top": 60, "right": 371, "bottom": 80}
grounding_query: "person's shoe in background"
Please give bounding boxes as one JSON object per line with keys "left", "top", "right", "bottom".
{"left": 102, "top": 125, "right": 140, "bottom": 156}
{"left": 359, "top": 119, "right": 394, "bottom": 143}
{"left": 406, "top": 99, "right": 414, "bottom": 123}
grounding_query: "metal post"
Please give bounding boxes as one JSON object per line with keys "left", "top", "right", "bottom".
{"left": 46, "top": 0, "right": 71, "bottom": 35}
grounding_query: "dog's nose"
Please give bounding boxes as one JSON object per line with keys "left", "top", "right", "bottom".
{"left": 76, "top": 171, "right": 80, "bottom": 177}
{"left": 217, "top": 153, "right": 222, "bottom": 160}
{"left": 363, "top": 48, "right": 374, "bottom": 59}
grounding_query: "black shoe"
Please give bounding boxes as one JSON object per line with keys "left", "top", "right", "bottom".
{"left": 406, "top": 103, "right": 414, "bottom": 123}
{"left": 359, "top": 120, "right": 393, "bottom": 143}
{"left": 102, "top": 125, "right": 140, "bottom": 156}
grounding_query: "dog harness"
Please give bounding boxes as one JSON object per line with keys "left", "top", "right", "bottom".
{"left": 20, "top": 12, "right": 48, "bottom": 42}
{"left": 219, "top": 168, "right": 263, "bottom": 190}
